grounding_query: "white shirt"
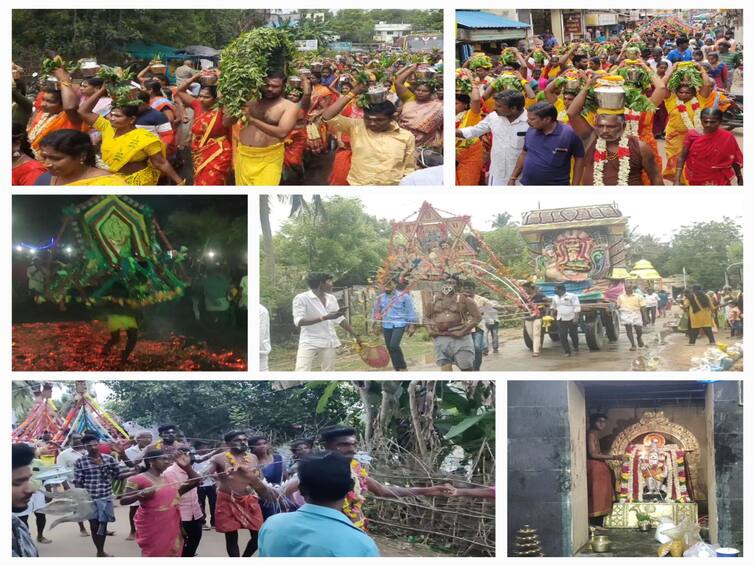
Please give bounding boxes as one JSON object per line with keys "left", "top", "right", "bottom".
{"left": 260, "top": 304, "right": 271, "bottom": 371}
{"left": 292, "top": 290, "right": 345, "bottom": 349}
{"left": 399, "top": 166, "right": 444, "bottom": 186}
{"left": 644, "top": 293, "right": 659, "bottom": 307}
{"left": 460, "top": 110, "right": 529, "bottom": 185}
{"left": 56, "top": 447, "right": 85, "bottom": 480}
{"left": 551, "top": 292, "right": 581, "bottom": 321}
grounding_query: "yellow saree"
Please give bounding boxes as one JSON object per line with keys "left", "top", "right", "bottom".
{"left": 93, "top": 116, "right": 165, "bottom": 185}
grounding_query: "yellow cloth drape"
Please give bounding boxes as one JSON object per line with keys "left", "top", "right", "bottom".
{"left": 234, "top": 142, "right": 285, "bottom": 186}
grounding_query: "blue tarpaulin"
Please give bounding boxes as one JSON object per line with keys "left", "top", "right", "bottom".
{"left": 456, "top": 11, "right": 530, "bottom": 30}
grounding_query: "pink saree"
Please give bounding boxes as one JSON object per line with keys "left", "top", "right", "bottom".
{"left": 399, "top": 100, "right": 443, "bottom": 147}
{"left": 129, "top": 473, "right": 183, "bottom": 557}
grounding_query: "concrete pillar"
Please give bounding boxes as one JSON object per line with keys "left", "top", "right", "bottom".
{"left": 508, "top": 381, "right": 571, "bottom": 556}
{"left": 711, "top": 381, "right": 744, "bottom": 553}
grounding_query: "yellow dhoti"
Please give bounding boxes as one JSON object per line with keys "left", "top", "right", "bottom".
{"left": 234, "top": 142, "right": 284, "bottom": 186}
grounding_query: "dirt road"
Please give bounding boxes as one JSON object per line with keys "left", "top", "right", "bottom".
{"left": 34, "top": 503, "right": 447, "bottom": 557}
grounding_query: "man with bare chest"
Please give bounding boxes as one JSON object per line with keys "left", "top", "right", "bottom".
{"left": 426, "top": 277, "right": 481, "bottom": 371}
{"left": 207, "top": 431, "right": 275, "bottom": 557}
{"left": 224, "top": 72, "right": 299, "bottom": 186}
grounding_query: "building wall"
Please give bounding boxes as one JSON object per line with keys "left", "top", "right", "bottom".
{"left": 567, "top": 382, "right": 588, "bottom": 553}
{"left": 712, "top": 381, "right": 744, "bottom": 553}
{"left": 508, "top": 381, "right": 571, "bottom": 557}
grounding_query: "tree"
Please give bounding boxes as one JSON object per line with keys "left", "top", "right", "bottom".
{"left": 491, "top": 212, "right": 514, "bottom": 228}
{"left": 627, "top": 233, "right": 672, "bottom": 269}
{"left": 479, "top": 225, "right": 531, "bottom": 278}
{"left": 270, "top": 196, "right": 389, "bottom": 286}
{"left": 104, "top": 381, "right": 360, "bottom": 441}
{"left": 662, "top": 219, "right": 742, "bottom": 290}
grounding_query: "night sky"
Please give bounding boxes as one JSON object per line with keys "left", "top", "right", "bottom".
{"left": 12, "top": 195, "right": 247, "bottom": 245}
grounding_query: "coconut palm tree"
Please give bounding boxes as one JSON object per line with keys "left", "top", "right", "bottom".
{"left": 259, "top": 194, "right": 325, "bottom": 282}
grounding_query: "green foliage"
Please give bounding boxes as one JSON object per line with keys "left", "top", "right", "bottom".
{"left": 661, "top": 219, "right": 742, "bottom": 290}
{"left": 479, "top": 224, "right": 531, "bottom": 278}
{"left": 324, "top": 9, "right": 442, "bottom": 44}
{"left": 668, "top": 62, "right": 703, "bottom": 92}
{"left": 12, "top": 9, "right": 270, "bottom": 69}
{"left": 218, "top": 27, "right": 296, "bottom": 118}
{"left": 104, "top": 381, "right": 360, "bottom": 440}
{"left": 271, "top": 196, "right": 390, "bottom": 286}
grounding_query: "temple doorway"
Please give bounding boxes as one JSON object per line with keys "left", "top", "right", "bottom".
{"left": 508, "top": 380, "right": 743, "bottom": 557}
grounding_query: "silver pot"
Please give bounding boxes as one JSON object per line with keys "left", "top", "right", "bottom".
{"left": 625, "top": 67, "right": 642, "bottom": 83}
{"left": 595, "top": 86, "right": 626, "bottom": 110}
{"left": 366, "top": 86, "right": 388, "bottom": 104}
{"left": 591, "top": 536, "right": 612, "bottom": 553}
{"left": 415, "top": 67, "right": 437, "bottom": 80}
{"left": 299, "top": 68, "right": 311, "bottom": 77}
{"left": 311, "top": 62, "right": 323, "bottom": 72}
{"left": 199, "top": 73, "right": 218, "bottom": 86}
{"left": 564, "top": 78, "right": 580, "bottom": 91}
{"left": 79, "top": 60, "right": 100, "bottom": 78}
{"left": 288, "top": 76, "right": 302, "bottom": 88}
{"left": 44, "top": 76, "right": 60, "bottom": 90}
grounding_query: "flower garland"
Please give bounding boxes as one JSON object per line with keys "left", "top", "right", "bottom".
{"left": 344, "top": 459, "right": 369, "bottom": 530}
{"left": 676, "top": 96, "right": 702, "bottom": 132}
{"left": 624, "top": 109, "right": 641, "bottom": 137}
{"left": 225, "top": 450, "right": 253, "bottom": 469}
{"left": 593, "top": 129, "right": 631, "bottom": 186}
{"left": 28, "top": 113, "right": 56, "bottom": 154}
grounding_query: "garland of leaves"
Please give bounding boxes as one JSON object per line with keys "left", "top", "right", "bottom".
{"left": 39, "top": 55, "right": 78, "bottom": 78}
{"left": 500, "top": 48, "right": 517, "bottom": 65}
{"left": 218, "top": 27, "right": 297, "bottom": 119}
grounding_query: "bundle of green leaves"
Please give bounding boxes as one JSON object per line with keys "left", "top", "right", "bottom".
{"left": 468, "top": 53, "right": 492, "bottom": 71}
{"left": 218, "top": 27, "right": 297, "bottom": 118}
{"left": 39, "top": 55, "right": 78, "bottom": 77}
{"left": 623, "top": 87, "right": 656, "bottom": 112}
{"left": 667, "top": 61, "right": 703, "bottom": 91}
{"left": 491, "top": 73, "right": 524, "bottom": 92}
{"left": 456, "top": 75, "right": 472, "bottom": 94}
{"left": 500, "top": 48, "right": 517, "bottom": 65}
{"left": 617, "top": 63, "right": 652, "bottom": 90}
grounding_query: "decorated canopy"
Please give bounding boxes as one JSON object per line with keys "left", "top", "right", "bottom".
{"left": 630, "top": 259, "right": 662, "bottom": 280}
{"left": 12, "top": 383, "right": 64, "bottom": 442}
{"left": 41, "top": 195, "right": 187, "bottom": 308}
{"left": 57, "top": 382, "right": 128, "bottom": 446}
{"left": 379, "top": 201, "right": 532, "bottom": 311}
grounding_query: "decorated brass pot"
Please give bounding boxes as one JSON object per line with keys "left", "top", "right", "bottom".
{"left": 591, "top": 535, "right": 612, "bottom": 553}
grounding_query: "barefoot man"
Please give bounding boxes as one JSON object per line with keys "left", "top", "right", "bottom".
{"left": 206, "top": 431, "right": 276, "bottom": 557}
{"left": 426, "top": 276, "right": 482, "bottom": 371}
{"left": 224, "top": 72, "right": 299, "bottom": 186}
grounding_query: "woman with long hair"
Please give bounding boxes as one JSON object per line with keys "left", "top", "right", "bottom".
{"left": 683, "top": 286, "right": 716, "bottom": 345}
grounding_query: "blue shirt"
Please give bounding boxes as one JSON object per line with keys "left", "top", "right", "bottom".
{"left": 520, "top": 122, "right": 584, "bottom": 185}
{"left": 259, "top": 503, "right": 380, "bottom": 557}
{"left": 373, "top": 291, "right": 418, "bottom": 329}
{"left": 667, "top": 49, "right": 693, "bottom": 63}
